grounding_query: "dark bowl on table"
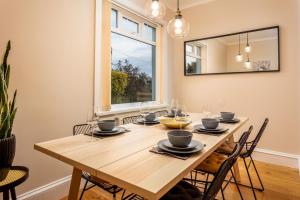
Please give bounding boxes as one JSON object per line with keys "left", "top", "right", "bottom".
{"left": 167, "top": 130, "right": 193, "bottom": 147}
{"left": 220, "top": 112, "right": 235, "bottom": 120}
{"left": 145, "top": 112, "right": 156, "bottom": 122}
{"left": 202, "top": 118, "right": 220, "bottom": 129}
{"left": 98, "top": 120, "right": 116, "bottom": 131}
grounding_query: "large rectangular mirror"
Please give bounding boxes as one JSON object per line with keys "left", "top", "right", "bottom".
{"left": 184, "top": 26, "right": 280, "bottom": 76}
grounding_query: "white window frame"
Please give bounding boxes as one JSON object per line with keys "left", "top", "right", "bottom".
{"left": 94, "top": 0, "right": 165, "bottom": 115}
{"left": 111, "top": 8, "right": 156, "bottom": 47}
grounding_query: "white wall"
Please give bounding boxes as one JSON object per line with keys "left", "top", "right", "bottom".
{"left": 0, "top": 0, "right": 95, "bottom": 196}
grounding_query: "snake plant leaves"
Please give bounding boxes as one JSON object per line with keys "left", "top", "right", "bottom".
{"left": 0, "top": 41, "right": 16, "bottom": 139}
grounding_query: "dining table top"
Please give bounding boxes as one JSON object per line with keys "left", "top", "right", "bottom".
{"left": 34, "top": 113, "right": 248, "bottom": 200}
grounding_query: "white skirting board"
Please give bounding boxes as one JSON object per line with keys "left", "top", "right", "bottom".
{"left": 253, "top": 148, "right": 300, "bottom": 170}
{"left": 15, "top": 149, "right": 300, "bottom": 200}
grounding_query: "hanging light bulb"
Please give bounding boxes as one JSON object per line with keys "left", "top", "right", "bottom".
{"left": 145, "top": 0, "right": 166, "bottom": 19}
{"left": 245, "top": 54, "right": 252, "bottom": 69}
{"left": 167, "top": 0, "right": 190, "bottom": 39}
{"left": 235, "top": 34, "right": 243, "bottom": 62}
{"left": 245, "top": 32, "right": 251, "bottom": 53}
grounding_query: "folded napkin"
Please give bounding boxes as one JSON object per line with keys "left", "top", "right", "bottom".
{"left": 150, "top": 147, "right": 192, "bottom": 160}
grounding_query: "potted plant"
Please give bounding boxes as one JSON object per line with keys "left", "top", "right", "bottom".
{"left": 0, "top": 41, "right": 17, "bottom": 180}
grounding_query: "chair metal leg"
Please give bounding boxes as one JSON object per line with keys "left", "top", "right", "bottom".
{"left": 230, "top": 169, "right": 244, "bottom": 200}
{"left": 194, "top": 171, "right": 198, "bottom": 186}
{"left": 3, "top": 190, "right": 9, "bottom": 200}
{"left": 121, "top": 190, "right": 126, "bottom": 199}
{"left": 10, "top": 188, "right": 17, "bottom": 200}
{"left": 221, "top": 187, "right": 225, "bottom": 200}
{"left": 79, "top": 179, "right": 89, "bottom": 200}
{"left": 243, "top": 158, "right": 257, "bottom": 200}
{"left": 190, "top": 172, "right": 194, "bottom": 185}
{"left": 250, "top": 155, "right": 265, "bottom": 191}
{"left": 113, "top": 185, "right": 117, "bottom": 200}
{"left": 204, "top": 173, "right": 209, "bottom": 193}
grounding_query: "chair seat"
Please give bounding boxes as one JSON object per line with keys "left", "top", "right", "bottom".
{"left": 160, "top": 181, "right": 203, "bottom": 200}
{"left": 216, "top": 141, "right": 247, "bottom": 156}
{"left": 82, "top": 172, "right": 109, "bottom": 185}
{"left": 0, "top": 166, "right": 29, "bottom": 191}
{"left": 195, "top": 152, "right": 226, "bottom": 174}
{"left": 82, "top": 172, "right": 122, "bottom": 194}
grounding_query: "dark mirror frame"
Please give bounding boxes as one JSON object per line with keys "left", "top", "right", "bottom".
{"left": 184, "top": 26, "right": 280, "bottom": 76}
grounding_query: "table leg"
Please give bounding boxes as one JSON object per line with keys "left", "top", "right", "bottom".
{"left": 10, "top": 188, "right": 16, "bottom": 200}
{"left": 228, "top": 135, "right": 241, "bottom": 182}
{"left": 68, "top": 167, "right": 82, "bottom": 200}
{"left": 3, "top": 190, "right": 9, "bottom": 200}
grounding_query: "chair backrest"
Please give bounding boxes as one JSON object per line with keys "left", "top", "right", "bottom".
{"left": 73, "top": 123, "right": 91, "bottom": 135}
{"left": 122, "top": 115, "right": 142, "bottom": 125}
{"left": 245, "top": 118, "right": 269, "bottom": 157}
{"left": 155, "top": 110, "right": 168, "bottom": 117}
{"left": 203, "top": 130, "right": 251, "bottom": 200}
{"left": 237, "top": 125, "right": 253, "bottom": 150}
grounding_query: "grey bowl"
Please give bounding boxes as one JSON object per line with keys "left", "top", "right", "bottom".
{"left": 98, "top": 120, "right": 116, "bottom": 131}
{"left": 202, "top": 118, "right": 220, "bottom": 129}
{"left": 221, "top": 112, "right": 235, "bottom": 120}
{"left": 145, "top": 112, "right": 156, "bottom": 122}
{"left": 167, "top": 130, "right": 193, "bottom": 147}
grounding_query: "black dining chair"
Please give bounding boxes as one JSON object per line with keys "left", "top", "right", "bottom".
{"left": 122, "top": 115, "right": 143, "bottom": 125}
{"left": 190, "top": 127, "right": 252, "bottom": 200}
{"left": 161, "top": 142, "right": 244, "bottom": 200}
{"left": 73, "top": 123, "right": 123, "bottom": 200}
{"left": 216, "top": 118, "right": 269, "bottom": 200}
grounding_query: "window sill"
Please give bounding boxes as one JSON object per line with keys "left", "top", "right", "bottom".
{"left": 96, "top": 103, "right": 168, "bottom": 117}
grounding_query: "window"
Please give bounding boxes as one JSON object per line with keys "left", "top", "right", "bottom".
{"left": 122, "top": 17, "right": 139, "bottom": 34}
{"left": 111, "top": 8, "right": 157, "bottom": 105}
{"left": 186, "top": 44, "right": 204, "bottom": 74}
{"left": 144, "top": 24, "right": 156, "bottom": 42}
{"left": 111, "top": 9, "right": 118, "bottom": 28}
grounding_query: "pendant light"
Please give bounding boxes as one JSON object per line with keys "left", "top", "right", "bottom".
{"left": 245, "top": 54, "right": 252, "bottom": 69}
{"left": 235, "top": 34, "right": 243, "bottom": 62}
{"left": 245, "top": 32, "right": 251, "bottom": 53}
{"left": 145, "top": 0, "right": 166, "bottom": 19}
{"left": 167, "top": 0, "right": 190, "bottom": 39}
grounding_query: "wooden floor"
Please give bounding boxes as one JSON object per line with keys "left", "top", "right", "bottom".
{"left": 62, "top": 159, "right": 300, "bottom": 200}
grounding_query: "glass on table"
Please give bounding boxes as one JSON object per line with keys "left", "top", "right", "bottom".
{"left": 170, "top": 99, "right": 179, "bottom": 117}
{"left": 201, "top": 104, "right": 212, "bottom": 118}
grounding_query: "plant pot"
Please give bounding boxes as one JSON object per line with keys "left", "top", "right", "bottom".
{"left": 0, "top": 134, "right": 16, "bottom": 180}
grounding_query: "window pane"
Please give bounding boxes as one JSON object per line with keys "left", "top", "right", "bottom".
{"left": 196, "top": 46, "right": 201, "bottom": 57}
{"left": 186, "top": 45, "right": 193, "bottom": 53}
{"left": 144, "top": 24, "right": 156, "bottom": 42}
{"left": 186, "top": 56, "right": 201, "bottom": 74}
{"left": 122, "top": 17, "right": 139, "bottom": 34}
{"left": 111, "top": 9, "right": 117, "bottom": 28}
{"left": 111, "top": 33, "right": 155, "bottom": 104}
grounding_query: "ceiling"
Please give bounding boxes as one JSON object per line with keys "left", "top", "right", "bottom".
{"left": 162, "top": 0, "right": 216, "bottom": 10}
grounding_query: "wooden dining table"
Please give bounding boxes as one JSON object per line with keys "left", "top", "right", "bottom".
{"left": 34, "top": 113, "right": 248, "bottom": 200}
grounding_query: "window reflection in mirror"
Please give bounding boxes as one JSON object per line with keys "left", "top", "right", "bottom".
{"left": 184, "top": 26, "right": 280, "bottom": 75}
